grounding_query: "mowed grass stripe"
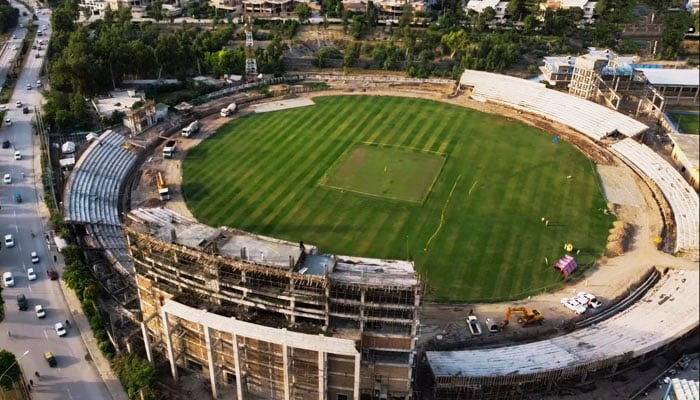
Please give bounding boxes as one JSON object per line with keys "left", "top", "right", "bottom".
{"left": 259, "top": 99, "right": 391, "bottom": 229}
{"left": 184, "top": 96, "right": 614, "bottom": 302}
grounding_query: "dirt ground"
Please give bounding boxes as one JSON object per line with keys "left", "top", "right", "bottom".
{"left": 132, "top": 81, "right": 699, "bottom": 352}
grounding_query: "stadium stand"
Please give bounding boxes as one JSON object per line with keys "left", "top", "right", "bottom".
{"left": 612, "top": 138, "right": 700, "bottom": 252}
{"left": 459, "top": 70, "right": 649, "bottom": 140}
{"left": 63, "top": 129, "right": 137, "bottom": 272}
{"left": 427, "top": 269, "right": 699, "bottom": 398}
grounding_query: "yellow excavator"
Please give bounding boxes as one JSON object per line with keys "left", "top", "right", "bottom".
{"left": 500, "top": 307, "right": 544, "bottom": 329}
{"left": 157, "top": 172, "right": 170, "bottom": 201}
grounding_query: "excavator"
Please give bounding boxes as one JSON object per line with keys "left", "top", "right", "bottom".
{"left": 500, "top": 307, "right": 544, "bottom": 329}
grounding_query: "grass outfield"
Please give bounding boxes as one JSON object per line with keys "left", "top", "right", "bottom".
{"left": 183, "top": 96, "right": 614, "bottom": 302}
{"left": 669, "top": 112, "right": 699, "bottom": 135}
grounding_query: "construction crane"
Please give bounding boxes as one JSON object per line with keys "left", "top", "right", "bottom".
{"left": 157, "top": 172, "right": 170, "bottom": 201}
{"left": 500, "top": 307, "right": 543, "bottom": 328}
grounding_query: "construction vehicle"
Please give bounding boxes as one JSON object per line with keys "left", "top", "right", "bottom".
{"left": 181, "top": 120, "right": 200, "bottom": 137}
{"left": 220, "top": 102, "right": 237, "bottom": 117}
{"left": 163, "top": 140, "right": 176, "bottom": 158}
{"left": 157, "top": 172, "right": 170, "bottom": 201}
{"left": 500, "top": 307, "right": 544, "bottom": 328}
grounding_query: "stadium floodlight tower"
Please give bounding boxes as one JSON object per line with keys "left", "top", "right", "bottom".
{"left": 244, "top": 17, "right": 258, "bottom": 78}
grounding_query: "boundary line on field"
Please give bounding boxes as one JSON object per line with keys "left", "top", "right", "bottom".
{"left": 424, "top": 174, "right": 462, "bottom": 252}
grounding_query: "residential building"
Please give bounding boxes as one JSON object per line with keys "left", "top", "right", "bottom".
{"left": 539, "top": 0, "right": 597, "bottom": 22}
{"left": 465, "top": 0, "right": 509, "bottom": 20}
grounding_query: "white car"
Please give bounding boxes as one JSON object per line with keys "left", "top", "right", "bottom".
{"left": 15, "top": 101, "right": 21, "bottom": 108}
{"left": 35, "top": 304, "right": 46, "bottom": 318}
{"left": 11, "top": 45, "right": 17, "bottom": 50}
{"left": 3, "top": 272, "right": 14, "bottom": 287}
{"left": 26, "top": 84, "right": 31, "bottom": 91}
{"left": 27, "top": 268, "right": 37, "bottom": 281}
{"left": 0, "top": 105, "right": 6, "bottom": 111}
{"left": 54, "top": 322, "right": 67, "bottom": 337}
{"left": 14, "top": 151, "right": 21, "bottom": 160}
{"left": 36, "top": 80, "right": 42, "bottom": 87}
{"left": 3, "top": 173, "right": 11, "bottom": 184}
{"left": 576, "top": 292, "right": 602, "bottom": 309}
{"left": 31, "top": 252, "right": 39, "bottom": 263}
{"left": 4, "top": 234, "right": 14, "bottom": 247}
{"left": 5, "top": 117, "right": 11, "bottom": 126}
{"left": 561, "top": 297, "right": 587, "bottom": 315}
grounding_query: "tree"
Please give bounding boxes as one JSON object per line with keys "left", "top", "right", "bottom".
{"left": 350, "top": 14, "right": 368, "bottom": 39}
{"left": 441, "top": 29, "right": 469, "bottom": 59}
{"left": 0, "top": 350, "right": 22, "bottom": 390}
{"left": 344, "top": 43, "right": 361, "bottom": 68}
{"left": 113, "top": 354, "right": 158, "bottom": 400}
{"left": 151, "top": 0, "right": 163, "bottom": 21}
{"left": 523, "top": 14, "right": 538, "bottom": 32}
{"left": 507, "top": 0, "right": 527, "bottom": 21}
{"left": 294, "top": 2, "right": 311, "bottom": 22}
{"left": 399, "top": 1, "right": 413, "bottom": 28}
{"left": 366, "top": 1, "right": 377, "bottom": 26}
{"left": 660, "top": 11, "right": 693, "bottom": 59}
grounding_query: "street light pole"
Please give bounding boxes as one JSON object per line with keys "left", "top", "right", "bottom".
{"left": 0, "top": 350, "right": 30, "bottom": 386}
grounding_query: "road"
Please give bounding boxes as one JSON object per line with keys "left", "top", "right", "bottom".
{"left": 0, "top": 2, "right": 113, "bottom": 399}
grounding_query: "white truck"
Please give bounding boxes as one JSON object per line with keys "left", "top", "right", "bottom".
{"left": 220, "top": 102, "right": 237, "bottom": 117}
{"left": 163, "top": 140, "right": 176, "bottom": 159}
{"left": 182, "top": 120, "right": 200, "bottom": 137}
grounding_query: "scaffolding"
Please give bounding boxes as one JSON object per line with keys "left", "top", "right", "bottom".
{"left": 245, "top": 18, "right": 258, "bottom": 78}
{"left": 125, "top": 207, "right": 420, "bottom": 400}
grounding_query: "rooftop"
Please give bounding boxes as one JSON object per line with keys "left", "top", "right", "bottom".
{"left": 127, "top": 207, "right": 419, "bottom": 287}
{"left": 127, "top": 207, "right": 306, "bottom": 271}
{"left": 669, "top": 133, "right": 700, "bottom": 169}
{"left": 95, "top": 90, "right": 145, "bottom": 117}
{"left": 639, "top": 68, "right": 700, "bottom": 87}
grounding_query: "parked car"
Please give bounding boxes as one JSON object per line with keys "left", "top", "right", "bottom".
{"left": 4, "top": 234, "right": 14, "bottom": 247}
{"left": 26, "top": 84, "right": 31, "bottom": 90}
{"left": 15, "top": 101, "right": 21, "bottom": 108}
{"left": 2, "top": 140, "right": 10, "bottom": 148}
{"left": 22, "top": 107, "right": 29, "bottom": 114}
{"left": 54, "top": 322, "right": 67, "bottom": 337}
{"left": 27, "top": 268, "right": 36, "bottom": 281}
{"left": 3, "top": 173, "right": 11, "bottom": 184}
{"left": 0, "top": 105, "right": 6, "bottom": 111}
{"left": 466, "top": 315, "right": 482, "bottom": 336}
{"left": 44, "top": 352, "right": 56, "bottom": 367}
{"left": 5, "top": 117, "right": 11, "bottom": 126}
{"left": 3, "top": 272, "right": 15, "bottom": 287}
{"left": 36, "top": 80, "right": 42, "bottom": 87}
{"left": 561, "top": 297, "right": 587, "bottom": 315}
{"left": 31, "top": 252, "right": 39, "bottom": 263}
{"left": 17, "top": 294, "right": 27, "bottom": 310}
{"left": 35, "top": 304, "right": 46, "bottom": 318}
{"left": 14, "top": 151, "right": 21, "bottom": 160}
{"left": 14, "top": 191, "right": 21, "bottom": 203}
{"left": 576, "top": 292, "right": 602, "bottom": 309}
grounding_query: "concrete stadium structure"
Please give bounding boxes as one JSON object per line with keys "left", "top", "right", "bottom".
{"left": 61, "top": 73, "right": 699, "bottom": 400}
{"left": 125, "top": 207, "right": 420, "bottom": 400}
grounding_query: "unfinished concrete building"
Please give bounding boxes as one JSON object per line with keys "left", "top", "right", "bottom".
{"left": 125, "top": 207, "right": 420, "bottom": 400}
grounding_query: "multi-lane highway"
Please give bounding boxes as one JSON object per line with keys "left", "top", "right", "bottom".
{"left": 0, "top": 2, "right": 113, "bottom": 399}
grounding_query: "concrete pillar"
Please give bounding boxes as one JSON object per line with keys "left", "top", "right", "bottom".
{"left": 359, "top": 289, "right": 365, "bottom": 332}
{"left": 353, "top": 353, "right": 361, "bottom": 400}
{"left": 141, "top": 322, "right": 154, "bottom": 365}
{"left": 161, "top": 310, "right": 178, "bottom": 380}
{"left": 283, "top": 345, "right": 290, "bottom": 400}
{"left": 204, "top": 326, "right": 218, "bottom": 399}
{"left": 232, "top": 333, "right": 244, "bottom": 400}
{"left": 290, "top": 298, "right": 296, "bottom": 324}
{"left": 317, "top": 351, "right": 326, "bottom": 400}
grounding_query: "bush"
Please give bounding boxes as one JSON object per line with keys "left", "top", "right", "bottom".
{"left": 113, "top": 354, "right": 159, "bottom": 400}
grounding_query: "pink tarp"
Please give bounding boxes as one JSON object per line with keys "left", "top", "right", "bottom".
{"left": 554, "top": 255, "right": 578, "bottom": 277}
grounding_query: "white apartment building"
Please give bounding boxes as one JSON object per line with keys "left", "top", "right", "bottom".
{"left": 539, "top": 0, "right": 597, "bottom": 22}
{"left": 465, "top": 0, "right": 509, "bottom": 20}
